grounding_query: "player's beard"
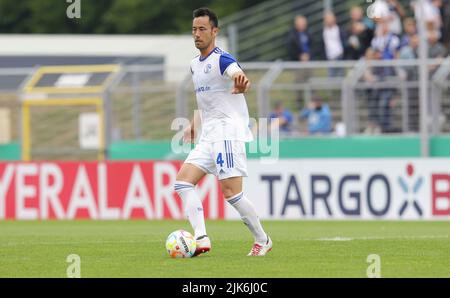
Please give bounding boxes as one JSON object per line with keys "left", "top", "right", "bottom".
{"left": 195, "top": 35, "right": 213, "bottom": 51}
{"left": 195, "top": 41, "right": 209, "bottom": 51}
{"left": 194, "top": 42, "right": 204, "bottom": 50}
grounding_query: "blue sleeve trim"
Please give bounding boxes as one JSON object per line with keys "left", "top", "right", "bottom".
{"left": 219, "top": 53, "right": 238, "bottom": 75}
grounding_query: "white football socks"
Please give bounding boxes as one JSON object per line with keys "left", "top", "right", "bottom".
{"left": 227, "top": 192, "right": 267, "bottom": 244}
{"left": 174, "top": 181, "right": 207, "bottom": 239}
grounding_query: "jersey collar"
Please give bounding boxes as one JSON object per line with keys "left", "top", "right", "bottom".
{"left": 199, "top": 47, "right": 218, "bottom": 62}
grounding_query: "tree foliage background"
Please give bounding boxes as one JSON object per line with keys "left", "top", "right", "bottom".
{"left": 0, "top": 0, "right": 265, "bottom": 34}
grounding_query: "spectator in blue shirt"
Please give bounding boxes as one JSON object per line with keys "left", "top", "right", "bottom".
{"left": 269, "top": 101, "right": 294, "bottom": 135}
{"left": 300, "top": 96, "right": 332, "bottom": 135}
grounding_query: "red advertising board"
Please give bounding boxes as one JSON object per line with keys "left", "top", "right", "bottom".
{"left": 0, "top": 162, "right": 225, "bottom": 220}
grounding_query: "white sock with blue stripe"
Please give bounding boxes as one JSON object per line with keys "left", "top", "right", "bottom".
{"left": 174, "top": 181, "right": 206, "bottom": 239}
{"left": 227, "top": 192, "right": 267, "bottom": 244}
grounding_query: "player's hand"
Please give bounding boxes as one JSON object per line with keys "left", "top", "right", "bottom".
{"left": 183, "top": 126, "right": 195, "bottom": 144}
{"left": 232, "top": 74, "right": 250, "bottom": 94}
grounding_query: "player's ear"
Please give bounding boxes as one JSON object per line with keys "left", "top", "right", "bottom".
{"left": 212, "top": 26, "right": 219, "bottom": 37}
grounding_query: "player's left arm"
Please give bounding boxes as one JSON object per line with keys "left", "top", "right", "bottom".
{"left": 230, "top": 71, "right": 251, "bottom": 94}
{"left": 224, "top": 64, "right": 250, "bottom": 94}
{"left": 221, "top": 53, "right": 251, "bottom": 94}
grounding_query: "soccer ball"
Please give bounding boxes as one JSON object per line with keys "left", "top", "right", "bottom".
{"left": 165, "top": 230, "right": 197, "bottom": 258}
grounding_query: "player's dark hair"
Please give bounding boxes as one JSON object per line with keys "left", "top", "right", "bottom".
{"left": 193, "top": 7, "right": 219, "bottom": 28}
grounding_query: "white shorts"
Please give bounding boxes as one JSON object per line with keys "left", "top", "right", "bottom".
{"left": 184, "top": 140, "right": 248, "bottom": 180}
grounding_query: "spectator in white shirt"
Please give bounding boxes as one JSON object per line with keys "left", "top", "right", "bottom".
{"left": 412, "top": 0, "right": 443, "bottom": 38}
{"left": 386, "top": 0, "right": 406, "bottom": 36}
{"left": 322, "top": 12, "right": 347, "bottom": 77}
{"left": 370, "top": 0, "right": 405, "bottom": 35}
{"left": 369, "top": 20, "right": 400, "bottom": 133}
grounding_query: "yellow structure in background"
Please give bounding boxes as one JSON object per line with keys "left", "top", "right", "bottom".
{"left": 21, "top": 64, "right": 120, "bottom": 161}
{"left": 0, "top": 108, "right": 11, "bottom": 143}
{"left": 23, "top": 64, "right": 120, "bottom": 94}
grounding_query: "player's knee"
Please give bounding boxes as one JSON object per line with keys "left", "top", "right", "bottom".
{"left": 221, "top": 186, "right": 237, "bottom": 199}
{"left": 220, "top": 180, "right": 242, "bottom": 199}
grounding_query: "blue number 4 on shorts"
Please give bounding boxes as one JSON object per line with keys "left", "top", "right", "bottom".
{"left": 216, "top": 152, "right": 225, "bottom": 167}
{"left": 217, "top": 141, "right": 234, "bottom": 169}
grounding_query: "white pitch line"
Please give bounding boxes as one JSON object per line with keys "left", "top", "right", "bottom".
{"left": 317, "top": 237, "right": 353, "bottom": 241}
{"left": 315, "top": 235, "right": 449, "bottom": 241}
{"left": 0, "top": 239, "right": 157, "bottom": 247}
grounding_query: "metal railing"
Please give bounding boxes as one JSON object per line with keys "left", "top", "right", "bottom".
{"left": 0, "top": 67, "right": 36, "bottom": 142}
{"left": 0, "top": 56, "right": 449, "bottom": 159}
{"left": 174, "top": 57, "right": 450, "bottom": 137}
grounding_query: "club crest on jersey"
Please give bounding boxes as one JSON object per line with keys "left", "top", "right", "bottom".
{"left": 204, "top": 64, "right": 212, "bottom": 74}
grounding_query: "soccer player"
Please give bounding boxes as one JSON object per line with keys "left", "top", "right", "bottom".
{"left": 174, "top": 7, "right": 272, "bottom": 257}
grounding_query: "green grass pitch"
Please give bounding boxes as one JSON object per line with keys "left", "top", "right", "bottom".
{"left": 0, "top": 220, "right": 448, "bottom": 277}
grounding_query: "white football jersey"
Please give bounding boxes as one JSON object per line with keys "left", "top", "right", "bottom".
{"left": 190, "top": 47, "right": 253, "bottom": 143}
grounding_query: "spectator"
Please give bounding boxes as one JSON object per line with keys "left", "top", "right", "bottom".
{"left": 399, "top": 35, "right": 420, "bottom": 131}
{"left": 287, "top": 15, "right": 312, "bottom": 62}
{"left": 370, "top": 20, "right": 399, "bottom": 132}
{"left": 428, "top": 30, "right": 448, "bottom": 76}
{"left": 431, "top": 0, "right": 444, "bottom": 34}
{"left": 370, "top": 0, "right": 405, "bottom": 35}
{"left": 371, "top": 19, "right": 401, "bottom": 57}
{"left": 399, "top": 34, "right": 419, "bottom": 79}
{"left": 443, "top": 0, "right": 450, "bottom": 48}
{"left": 401, "top": 30, "right": 446, "bottom": 74}
{"left": 386, "top": 0, "right": 406, "bottom": 35}
{"left": 363, "top": 45, "right": 398, "bottom": 134}
{"left": 412, "top": 0, "right": 443, "bottom": 37}
{"left": 269, "top": 100, "right": 294, "bottom": 135}
{"left": 428, "top": 30, "right": 448, "bottom": 58}
{"left": 346, "top": 21, "right": 373, "bottom": 60}
{"left": 363, "top": 48, "right": 381, "bottom": 134}
{"left": 287, "top": 15, "right": 312, "bottom": 94}
{"left": 371, "top": 19, "right": 400, "bottom": 78}
{"left": 299, "top": 96, "right": 332, "bottom": 135}
{"left": 350, "top": 6, "right": 375, "bottom": 31}
{"left": 346, "top": 6, "right": 374, "bottom": 60}
{"left": 370, "top": 0, "right": 390, "bottom": 21}
{"left": 322, "top": 12, "right": 347, "bottom": 76}
{"left": 399, "top": 18, "right": 417, "bottom": 50}
{"left": 430, "top": 0, "right": 444, "bottom": 39}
